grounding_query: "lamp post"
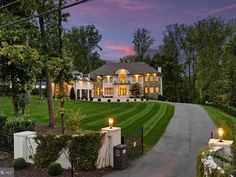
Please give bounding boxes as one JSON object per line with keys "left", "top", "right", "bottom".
{"left": 218, "top": 128, "right": 224, "bottom": 142}
{"left": 108, "top": 118, "right": 114, "bottom": 129}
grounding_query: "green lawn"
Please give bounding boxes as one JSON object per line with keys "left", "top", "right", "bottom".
{"left": 202, "top": 105, "right": 236, "bottom": 145}
{"left": 0, "top": 97, "right": 174, "bottom": 151}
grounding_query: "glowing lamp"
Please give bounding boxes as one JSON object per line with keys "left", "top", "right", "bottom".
{"left": 108, "top": 118, "right": 114, "bottom": 129}
{"left": 218, "top": 128, "right": 224, "bottom": 142}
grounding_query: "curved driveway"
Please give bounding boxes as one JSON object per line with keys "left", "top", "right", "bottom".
{"left": 104, "top": 103, "right": 217, "bottom": 177}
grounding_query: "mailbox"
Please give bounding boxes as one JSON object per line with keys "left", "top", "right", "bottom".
{"left": 113, "top": 144, "right": 128, "bottom": 170}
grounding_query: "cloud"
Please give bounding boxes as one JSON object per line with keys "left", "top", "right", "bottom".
{"left": 104, "top": 41, "right": 135, "bottom": 56}
{"left": 206, "top": 3, "right": 236, "bottom": 15}
{"left": 187, "top": 3, "right": 236, "bottom": 16}
{"left": 103, "top": 0, "right": 154, "bottom": 11}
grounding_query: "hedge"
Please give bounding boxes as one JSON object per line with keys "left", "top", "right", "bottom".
{"left": 34, "top": 132, "right": 103, "bottom": 170}
{"left": 3, "top": 115, "right": 35, "bottom": 134}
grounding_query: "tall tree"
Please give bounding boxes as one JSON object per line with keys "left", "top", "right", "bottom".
{"left": 64, "top": 25, "right": 103, "bottom": 73}
{"left": 0, "top": 43, "right": 40, "bottom": 116}
{"left": 132, "top": 28, "right": 154, "bottom": 61}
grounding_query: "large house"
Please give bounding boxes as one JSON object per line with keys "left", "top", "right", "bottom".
{"left": 52, "top": 62, "right": 162, "bottom": 99}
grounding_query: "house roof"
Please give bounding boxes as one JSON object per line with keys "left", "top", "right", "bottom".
{"left": 89, "top": 62, "right": 158, "bottom": 78}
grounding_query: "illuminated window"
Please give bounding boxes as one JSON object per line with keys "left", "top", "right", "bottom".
{"left": 104, "top": 88, "right": 113, "bottom": 95}
{"left": 132, "top": 76, "right": 136, "bottom": 82}
{"left": 138, "top": 76, "right": 142, "bottom": 83}
{"left": 150, "top": 76, "right": 154, "bottom": 81}
{"left": 145, "top": 76, "right": 149, "bottom": 81}
{"left": 145, "top": 87, "right": 148, "bottom": 94}
{"left": 156, "top": 76, "right": 159, "bottom": 81}
{"left": 150, "top": 87, "right": 154, "bottom": 93}
{"left": 119, "top": 74, "right": 127, "bottom": 83}
{"left": 156, "top": 87, "right": 159, "bottom": 93}
{"left": 104, "top": 77, "right": 108, "bottom": 83}
{"left": 110, "top": 77, "right": 113, "bottom": 83}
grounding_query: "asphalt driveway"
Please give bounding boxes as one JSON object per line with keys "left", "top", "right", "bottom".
{"left": 104, "top": 103, "right": 217, "bottom": 177}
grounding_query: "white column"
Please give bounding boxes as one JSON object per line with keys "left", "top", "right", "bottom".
{"left": 100, "top": 127, "right": 121, "bottom": 167}
{"left": 80, "top": 89, "right": 82, "bottom": 98}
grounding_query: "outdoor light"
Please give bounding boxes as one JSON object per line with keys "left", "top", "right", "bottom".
{"left": 218, "top": 128, "right": 224, "bottom": 142}
{"left": 108, "top": 118, "right": 114, "bottom": 129}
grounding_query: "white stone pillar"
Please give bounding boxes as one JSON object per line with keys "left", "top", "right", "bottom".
{"left": 100, "top": 127, "right": 121, "bottom": 167}
{"left": 80, "top": 89, "right": 82, "bottom": 98}
{"left": 14, "top": 131, "right": 36, "bottom": 160}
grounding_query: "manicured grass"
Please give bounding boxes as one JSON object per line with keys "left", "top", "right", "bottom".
{"left": 202, "top": 105, "right": 236, "bottom": 145}
{"left": 0, "top": 96, "right": 174, "bottom": 151}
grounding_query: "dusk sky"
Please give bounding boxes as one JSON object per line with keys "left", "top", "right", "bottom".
{"left": 65, "top": 0, "right": 236, "bottom": 62}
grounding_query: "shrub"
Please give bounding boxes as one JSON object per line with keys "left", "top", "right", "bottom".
{"left": 0, "top": 114, "right": 7, "bottom": 130}
{"left": 158, "top": 95, "right": 165, "bottom": 101}
{"left": 12, "top": 158, "right": 26, "bottom": 170}
{"left": 48, "top": 162, "right": 62, "bottom": 176}
{"left": 126, "top": 99, "right": 129, "bottom": 102}
{"left": 117, "top": 99, "right": 120, "bottom": 102}
{"left": 90, "top": 98, "right": 93, "bottom": 101}
{"left": 65, "top": 110, "right": 86, "bottom": 133}
{"left": 68, "top": 132, "right": 103, "bottom": 170}
{"left": 141, "top": 98, "right": 144, "bottom": 101}
{"left": 4, "top": 115, "right": 35, "bottom": 134}
{"left": 98, "top": 98, "right": 101, "bottom": 102}
{"left": 107, "top": 99, "right": 111, "bottom": 103}
{"left": 134, "top": 99, "right": 136, "bottom": 102}
{"left": 85, "top": 98, "right": 88, "bottom": 101}
{"left": 34, "top": 134, "right": 69, "bottom": 167}
{"left": 70, "top": 87, "right": 76, "bottom": 100}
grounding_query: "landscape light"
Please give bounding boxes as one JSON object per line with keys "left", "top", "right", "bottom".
{"left": 108, "top": 118, "right": 114, "bottom": 129}
{"left": 218, "top": 128, "right": 224, "bottom": 142}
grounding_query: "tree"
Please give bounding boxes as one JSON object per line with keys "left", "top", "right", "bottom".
{"left": 129, "top": 83, "right": 142, "bottom": 98}
{"left": 69, "top": 87, "right": 76, "bottom": 100}
{"left": 132, "top": 28, "right": 154, "bottom": 61}
{"left": 64, "top": 25, "right": 103, "bottom": 73}
{"left": 0, "top": 43, "right": 40, "bottom": 116}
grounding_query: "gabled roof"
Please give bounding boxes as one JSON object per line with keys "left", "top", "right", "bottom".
{"left": 89, "top": 62, "right": 158, "bottom": 78}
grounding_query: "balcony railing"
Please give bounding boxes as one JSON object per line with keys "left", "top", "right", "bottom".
{"left": 112, "top": 81, "right": 131, "bottom": 85}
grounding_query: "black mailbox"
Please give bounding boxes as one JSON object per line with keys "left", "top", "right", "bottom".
{"left": 114, "top": 144, "right": 128, "bottom": 170}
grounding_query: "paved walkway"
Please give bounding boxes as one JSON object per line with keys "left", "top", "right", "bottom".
{"left": 104, "top": 103, "right": 217, "bottom": 177}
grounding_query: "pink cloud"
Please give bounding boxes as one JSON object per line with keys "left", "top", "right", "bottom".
{"left": 105, "top": 41, "right": 135, "bottom": 56}
{"left": 186, "top": 3, "right": 236, "bottom": 16}
{"left": 206, "top": 3, "right": 236, "bottom": 15}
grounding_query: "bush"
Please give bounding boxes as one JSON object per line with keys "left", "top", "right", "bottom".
{"left": 126, "top": 99, "right": 129, "bottom": 102}
{"left": 158, "top": 95, "right": 165, "bottom": 101}
{"left": 107, "top": 99, "right": 111, "bottom": 103}
{"left": 4, "top": 115, "right": 36, "bottom": 134}
{"left": 117, "top": 99, "right": 120, "bottom": 102}
{"left": 70, "top": 87, "right": 76, "bottom": 100}
{"left": 141, "top": 98, "right": 143, "bottom": 101}
{"left": 0, "top": 115, "right": 7, "bottom": 130}
{"left": 90, "top": 98, "right": 93, "bottom": 101}
{"left": 98, "top": 98, "right": 101, "bottom": 102}
{"left": 85, "top": 98, "right": 88, "bottom": 101}
{"left": 48, "top": 162, "right": 62, "bottom": 176}
{"left": 134, "top": 99, "right": 136, "bottom": 102}
{"left": 12, "top": 158, "right": 26, "bottom": 170}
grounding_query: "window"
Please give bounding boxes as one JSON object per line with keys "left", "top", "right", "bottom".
{"left": 145, "top": 87, "right": 148, "bottom": 94}
{"left": 145, "top": 76, "right": 149, "bottom": 81}
{"left": 119, "top": 74, "right": 127, "bottom": 83}
{"left": 110, "top": 77, "right": 113, "bottom": 83}
{"left": 104, "top": 77, "right": 108, "bottom": 83}
{"left": 104, "top": 88, "right": 113, "bottom": 95}
{"left": 156, "top": 87, "right": 159, "bottom": 93}
{"left": 156, "top": 76, "right": 159, "bottom": 81}
{"left": 138, "top": 76, "right": 142, "bottom": 83}
{"left": 150, "top": 87, "right": 154, "bottom": 93}
{"left": 150, "top": 76, "right": 154, "bottom": 81}
{"left": 132, "top": 76, "right": 136, "bottom": 82}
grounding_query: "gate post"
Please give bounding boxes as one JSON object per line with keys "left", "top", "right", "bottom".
{"left": 101, "top": 127, "right": 121, "bottom": 167}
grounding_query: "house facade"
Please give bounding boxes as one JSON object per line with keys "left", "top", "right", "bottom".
{"left": 53, "top": 62, "right": 162, "bottom": 99}
{"left": 89, "top": 62, "right": 162, "bottom": 99}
